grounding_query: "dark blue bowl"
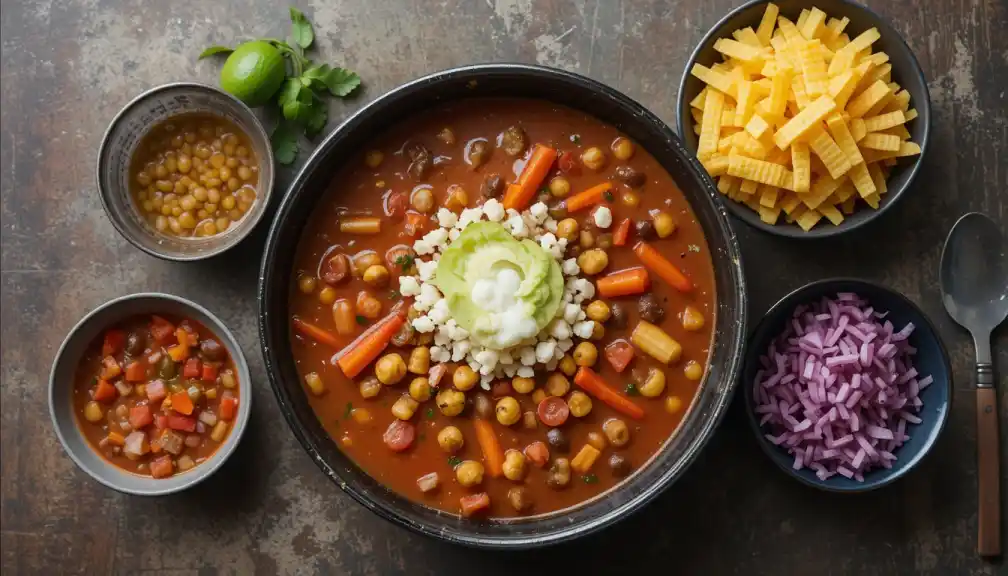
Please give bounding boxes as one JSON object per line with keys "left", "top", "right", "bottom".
{"left": 742, "top": 278, "right": 952, "bottom": 492}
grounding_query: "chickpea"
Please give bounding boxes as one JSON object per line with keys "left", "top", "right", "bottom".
{"left": 532, "top": 388, "right": 547, "bottom": 405}
{"left": 558, "top": 354, "right": 577, "bottom": 376}
{"left": 587, "top": 431, "right": 607, "bottom": 451}
{"left": 547, "top": 458, "right": 571, "bottom": 489}
{"left": 577, "top": 249, "right": 608, "bottom": 275}
{"left": 437, "top": 426, "right": 464, "bottom": 452}
{"left": 375, "top": 353, "right": 407, "bottom": 385}
{"left": 545, "top": 372, "right": 570, "bottom": 397}
{"left": 436, "top": 388, "right": 466, "bottom": 416}
{"left": 496, "top": 396, "right": 521, "bottom": 426}
{"left": 318, "top": 286, "right": 337, "bottom": 305}
{"left": 444, "top": 185, "right": 468, "bottom": 212}
{"left": 511, "top": 376, "right": 535, "bottom": 394}
{"left": 522, "top": 410, "right": 538, "bottom": 429}
{"left": 682, "top": 305, "right": 706, "bottom": 331}
{"left": 590, "top": 321, "right": 605, "bottom": 341}
{"left": 237, "top": 166, "right": 253, "bottom": 181}
{"left": 503, "top": 449, "right": 527, "bottom": 481}
{"left": 639, "top": 367, "right": 666, "bottom": 398}
{"left": 611, "top": 137, "right": 635, "bottom": 161}
{"left": 304, "top": 372, "right": 326, "bottom": 396}
{"left": 359, "top": 377, "right": 382, "bottom": 399}
{"left": 665, "top": 395, "right": 684, "bottom": 414}
{"left": 653, "top": 212, "right": 677, "bottom": 238}
{"left": 456, "top": 460, "right": 484, "bottom": 487}
{"left": 136, "top": 171, "right": 152, "bottom": 187}
{"left": 408, "top": 377, "right": 432, "bottom": 402}
{"left": 549, "top": 176, "right": 571, "bottom": 198}
{"left": 603, "top": 418, "right": 630, "bottom": 447}
{"left": 508, "top": 486, "right": 530, "bottom": 512}
{"left": 579, "top": 229, "right": 595, "bottom": 249}
{"left": 573, "top": 342, "right": 598, "bottom": 367}
{"left": 297, "top": 274, "right": 317, "bottom": 294}
{"left": 585, "top": 300, "right": 611, "bottom": 323}
{"left": 567, "top": 390, "right": 593, "bottom": 418}
{"left": 580, "top": 146, "right": 607, "bottom": 171}
{"left": 407, "top": 347, "right": 430, "bottom": 375}
{"left": 362, "top": 264, "right": 390, "bottom": 288}
{"left": 392, "top": 395, "right": 419, "bottom": 420}
{"left": 684, "top": 360, "right": 704, "bottom": 381}
{"left": 411, "top": 187, "right": 435, "bottom": 214}
{"left": 352, "top": 251, "right": 383, "bottom": 277}
{"left": 556, "top": 218, "right": 579, "bottom": 242}
{"left": 83, "top": 401, "right": 104, "bottom": 423}
{"left": 453, "top": 365, "right": 478, "bottom": 391}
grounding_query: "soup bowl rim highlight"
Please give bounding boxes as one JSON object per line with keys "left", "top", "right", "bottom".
{"left": 48, "top": 292, "right": 253, "bottom": 496}
{"left": 258, "top": 63, "right": 747, "bottom": 548}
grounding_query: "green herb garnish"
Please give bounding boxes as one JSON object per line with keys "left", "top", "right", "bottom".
{"left": 200, "top": 6, "right": 362, "bottom": 165}
{"left": 625, "top": 383, "right": 639, "bottom": 396}
{"left": 388, "top": 289, "right": 400, "bottom": 300}
{"left": 570, "top": 134, "right": 582, "bottom": 145}
{"left": 425, "top": 408, "right": 435, "bottom": 420}
{"left": 603, "top": 191, "right": 615, "bottom": 202}
{"left": 394, "top": 253, "right": 415, "bottom": 271}
{"left": 355, "top": 315, "right": 368, "bottom": 325}
{"left": 343, "top": 401, "right": 353, "bottom": 418}
{"left": 448, "top": 455, "right": 462, "bottom": 468}
{"left": 582, "top": 473, "right": 599, "bottom": 484}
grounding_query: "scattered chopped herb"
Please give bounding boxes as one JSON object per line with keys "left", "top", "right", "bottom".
{"left": 625, "top": 383, "right": 640, "bottom": 396}
{"left": 603, "top": 191, "right": 615, "bottom": 202}
{"left": 343, "top": 401, "right": 353, "bottom": 418}
{"left": 89, "top": 376, "right": 98, "bottom": 387}
{"left": 582, "top": 473, "right": 599, "bottom": 484}
{"left": 355, "top": 315, "right": 368, "bottom": 325}
{"left": 448, "top": 455, "right": 463, "bottom": 468}
{"left": 425, "top": 408, "right": 435, "bottom": 420}
{"left": 570, "top": 134, "right": 582, "bottom": 144}
{"left": 688, "top": 244, "right": 701, "bottom": 253}
{"left": 394, "top": 253, "right": 415, "bottom": 271}
{"left": 388, "top": 289, "right": 400, "bottom": 300}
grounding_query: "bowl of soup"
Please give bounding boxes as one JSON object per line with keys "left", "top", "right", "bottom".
{"left": 258, "top": 64, "right": 746, "bottom": 547}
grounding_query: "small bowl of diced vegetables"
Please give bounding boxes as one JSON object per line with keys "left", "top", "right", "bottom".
{"left": 742, "top": 278, "right": 951, "bottom": 491}
{"left": 49, "top": 292, "right": 252, "bottom": 495}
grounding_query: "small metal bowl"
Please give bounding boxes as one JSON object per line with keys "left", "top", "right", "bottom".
{"left": 97, "top": 82, "right": 274, "bottom": 261}
{"left": 676, "top": 0, "right": 932, "bottom": 238}
{"left": 49, "top": 293, "right": 252, "bottom": 496}
{"left": 741, "top": 278, "right": 951, "bottom": 492}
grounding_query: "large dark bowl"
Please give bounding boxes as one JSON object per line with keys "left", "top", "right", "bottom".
{"left": 676, "top": 0, "right": 932, "bottom": 238}
{"left": 258, "top": 64, "right": 747, "bottom": 548}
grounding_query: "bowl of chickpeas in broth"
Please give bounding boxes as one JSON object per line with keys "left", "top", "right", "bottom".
{"left": 98, "top": 82, "right": 274, "bottom": 261}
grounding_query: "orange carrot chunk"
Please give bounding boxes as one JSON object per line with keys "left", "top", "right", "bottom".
{"left": 633, "top": 241, "right": 694, "bottom": 293}
{"left": 596, "top": 267, "right": 651, "bottom": 298}
{"left": 474, "top": 418, "right": 504, "bottom": 478}
{"left": 613, "top": 218, "right": 632, "bottom": 246}
{"left": 563, "top": 181, "right": 614, "bottom": 212}
{"left": 93, "top": 379, "right": 118, "bottom": 403}
{"left": 170, "top": 391, "right": 194, "bottom": 416}
{"left": 334, "top": 307, "right": 407, "bottom": 378}
{"left": 502, "top": 144, "right": 558, "bottom": 211}
{"left": 291, "top": 317, "right": 342, "bottom": 348}
{"left": 573, "top": 367, "right": 645, "bottom": 420}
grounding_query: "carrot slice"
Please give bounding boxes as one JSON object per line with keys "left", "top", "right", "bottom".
{"left": 564, "top": 181, "right": 614, "bottom": 212}
{"left": 334, "top": 306, "right": 407, "bottom": 378}
{"left": 502, "top": 144, "right": 558, "bottom": 211}
{"left": 291, "top": 317, "right": 342, "bottom": 348}
{"left": 596, "top": 267, "right": 650, "bottom": 298}
{"left": 106, "top": 431, "right": 126, "bottom": 446}
{"left": 613, "top": 218, "right": 632, "bottom": 246}
{"left": 573, "top": 367, "right": 645, "bottom": 420}
{"left": 124, "top": 360, "right": 147, "bottom": 382}
{"left": 473, "top": 418, "right": 504, "bottom": 478}
{"left": 219, "top": 396, "right": 237, "bottom": 421}
{"left": 170, "top": 391, "right": 194, "bottom": 416}
{"left": 633, "top": 241, "right": 694, "bottom": 293}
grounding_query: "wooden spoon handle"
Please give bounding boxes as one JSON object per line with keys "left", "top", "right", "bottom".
{"left": 976, "top": 367, "right": 1001, "bottom": 557}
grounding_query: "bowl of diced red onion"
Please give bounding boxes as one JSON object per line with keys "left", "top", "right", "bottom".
{"left": 743, "top": 278, "right": 952, "bottom": 491}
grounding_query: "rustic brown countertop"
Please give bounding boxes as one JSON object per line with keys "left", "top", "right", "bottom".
{"left": 2, "top": 0, "right": 1006, "bottom": 574}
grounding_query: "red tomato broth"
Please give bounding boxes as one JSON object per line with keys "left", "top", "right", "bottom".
{"left": 72, "top": 314, "right": 240, "bottom": 478}
{"left": 288, "top": 99, "right": 716, "bottom": 518}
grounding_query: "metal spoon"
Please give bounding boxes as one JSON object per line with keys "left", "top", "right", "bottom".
{"left": 940, "top": 212, "right": 1007, "bottom": 557}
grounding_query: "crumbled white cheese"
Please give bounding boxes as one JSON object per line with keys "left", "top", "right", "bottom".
{"left": 436, "top": 208, "right": 458, "bottom": 228}
{"left": 516, "top": 366, "right": 535, "bottom": 378}
{"left": 529, "top": 202, "right": 549, "bottom": 223}
{"left": 399, "top": 276, "right": 421, "bottom": 296}
{"left": 593, "top": 205, "right": 613, "bottom": 228}
{"left": 416, "top": 259, "right": 438, "bottom": 281}
{"left": 573, "top": 321, "right": 595, "bottom": 339}
{"left": 483, "top": 198, "right": 505, "bottom": 222}
{"left": 562, "top": 258, "right": 580, "bottom": 276}
{"left": 535, "top": 340, "right": 557, "bottom": 364}
{"left": 412, "top": 316, "right": 436, "bottom": 333}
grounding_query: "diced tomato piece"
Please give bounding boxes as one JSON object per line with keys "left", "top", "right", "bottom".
{"left": 604, "top": 339, "right": 635, "bottom": 373}
{"left": 219, "top": 396, "right": 237, "bottom": 421}
{"left": 201, "top": 363, "right": 219, "bottom": 382}
{"left": 150, "top": 316, "right": 176, "bottom": 345}
{"left": 146, "top": 379, "right": 167, "bottom": 403}
{"left": 557, "top": 150, "right": 581, "bottom": 176}
{"left": 166, "top": 412, "right": 196, "bottom": 432}
{"left": 154, "top": 414, "right": 168, "bottom": 430}
{"left": 150, "top": 454, "right": 174, "bottom": 478}
{"left": 386, "top": 191, "right": 408, "bottom": 219}
{"left": 124, "top": 360, "right": 147, "bottom": 382}
{"left": 183, "top": 357, "right": 201, "bottom": 379}
{"left": 102, "top": 329, "right": 126, "bottom": 357}
{"left": 128, "top": 405, "right": 153, "bottom": 429}
{"left": 460, "top": 493, "right": 491, "bottom": 517}
{"left": 403, "top": 211, "right": 429, "bottom": 237}
{"left": 93, "top": 379, "right": 118, "bottom": 403}
{"left": 99, "top": 356, "right": 122, "bottom": 380}
{"left": 170, "top": 391, "right": 194, "bottom": 415}
{"left": 524, "top": 441, "right": 550, "bottom": 467}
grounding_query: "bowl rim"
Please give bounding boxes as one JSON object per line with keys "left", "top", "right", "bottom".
{"left": 674, "top": 0, "right": 932, "bottom": 239}
{"left": 258, "top": 62, "right": 748, "bottom": 547}
{"left": 741, "top": 277, "right": 952, "bottom": 492}
{"left": 48, "top": 291, "right": 253, "bottom": 496}
{"left": 95, "top": 81, "right": 275, "bottom": 262}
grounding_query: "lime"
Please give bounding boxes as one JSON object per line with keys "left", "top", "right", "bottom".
{"left": 219, "top": 41, "right": 286, "bottom": 107}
